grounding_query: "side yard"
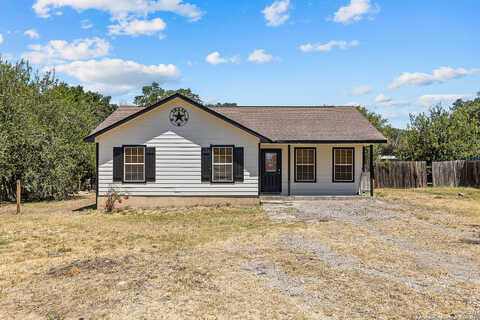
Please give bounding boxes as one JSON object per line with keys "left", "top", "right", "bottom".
{"left": 1, "top": 188, "right": 480, "bottom": 319}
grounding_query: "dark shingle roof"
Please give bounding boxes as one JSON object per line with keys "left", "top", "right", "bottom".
{"left": 211, "top": 106, "right": 386, "bottom": 142}
{"left": 87, "top": 99, "right": 386, "bottom": 143}
{"left": 89, "top": 105, "right": 146, "bottom": 136}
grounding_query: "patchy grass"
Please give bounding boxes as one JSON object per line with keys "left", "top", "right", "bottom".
{"left": 376, "top": 187, "right": 480, "bottom": 218}
{"left": 1, "top": 189, "right": 480, "bottom": 319}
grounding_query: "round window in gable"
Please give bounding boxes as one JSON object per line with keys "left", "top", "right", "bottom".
{"left": 169, "top": 107, "right": 189, "bottom": 127}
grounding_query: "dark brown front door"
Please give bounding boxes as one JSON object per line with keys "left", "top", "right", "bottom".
{"left": 261, "top": 149, "right": 282, "bottom": 194}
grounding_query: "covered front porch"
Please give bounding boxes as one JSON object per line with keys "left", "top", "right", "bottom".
{"left": 259, "top": 143, "right": 374, "bottom": 196}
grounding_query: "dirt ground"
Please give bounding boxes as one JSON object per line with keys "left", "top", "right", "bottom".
{"left": 1, "top": 188, "right": 480, "bottom": 319}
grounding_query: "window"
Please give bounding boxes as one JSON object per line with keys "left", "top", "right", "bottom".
{"left": 295, "top": 148, "right": 316, "bottom": 182}
{"left": 333, "top": 148, "right": 354, "bottom": 182}
{"left": 124, "top": 146, "right": 145, "bottom": 182}
{"left": 265, "top": 152, "right": 278, "bottom": 172}
{"left": 212, "top": 146, "right": 233, "bottom": 182}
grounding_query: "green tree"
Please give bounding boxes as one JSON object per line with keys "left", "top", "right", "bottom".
{"left": 0, "top": 59, "right": 116, "bottom": 201}
{"left": 399, "top": 105, "right": 480, "bottom": 161}
{"left": 133, "top": 82, "right": 237, "bottom": 107}
{"left": 356, "top": 106, "right": 403, "bottom": 160}
{"left": 134, "top": 82, "right": 202, "bottom": 106}
{"left": 205, "top": 102, "right": 238, "bottom": 107}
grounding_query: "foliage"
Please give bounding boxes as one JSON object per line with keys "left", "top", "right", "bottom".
{"left": 399, "top": 104, "right": 480, "bottom": 162}
{"left": 356, "top": 106, "right": 404, "bottom": 161}
{"left": 451, "top": 93, "right": 480, "bottom": 122}
{"left": 133, "top": 82, "right": 202, "bottom": 106}
{"left": 133, "top": 82, "right": 237, "bottom": 107}
{"left": 104, "top": 186, "right": 129, "bottom": 213}
{"left": 205, "top": 102, "right": 238, "bottom": 107}
{"left": 0, "top": 59, "right": 116, "bottom": 201}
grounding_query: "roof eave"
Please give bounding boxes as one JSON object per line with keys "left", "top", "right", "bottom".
{"left": 83, "top": 93, "right": 272, "bottom": 143}
{"left": 273, "top": 139, "right": 388, "bottom": 144}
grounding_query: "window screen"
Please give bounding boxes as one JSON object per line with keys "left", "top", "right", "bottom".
{"left": 124, "top": 146, "right": 145, "bottom": 182}
{"left": 295, "top": 148, "right": 315, "bottom": 182}
{"left": 212, "top": 147, "right": 233, "bottom": 182}
{"left": 334, "top": 148, "right": 354, "bottom": 182}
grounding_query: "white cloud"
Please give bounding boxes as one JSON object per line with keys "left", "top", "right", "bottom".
{"left": 375, "top": 94, "right": 391, "bottom": 103}
{"left": 33, "top": 0, "right": 204, "bottom": 21}
{"left": 350, "top": 85, "right": 372, "bottom": 95}
{"left": 262, "top": 0, "right": 290, "bottom": 27}
{"left": 22, "top": 38, "right": 111, "bottom": 65}
{"left": 300, "top": 40, "right": 359, "bottom": 52}
{"left": 333, "top": 0, "right": 379, "bottom": 24}
{"left": 416, "top": 94, "right": 473, "bottom": 107}
{"left": 248, "top": 49, "right": 274, "bottom": 63}
{"left": 205, "top": 51, "right": 238, "bottom": 65}
{"left": 52, "top": 58, "right": 181, "bottom": 95}
{"left": 108, "top": 18, "right": 166, "bottom": 37}
{"left": 24, "top": 29, "right": 40, "bottom": 39}
{"left": 81, "top": 19, "right": 93, "bottom": 29}
{"left": 388, "top": 66, "right": 478, "bottom": 89}
{"left": 0, "top": 34, "right": 3, "bottom": 44}
{"left": 375, "top": 100, "right": 409, "bottom": 107}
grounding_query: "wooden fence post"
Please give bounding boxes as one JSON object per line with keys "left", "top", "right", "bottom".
{"left": 16, "top": 179, "right": 21, "bottom": 215}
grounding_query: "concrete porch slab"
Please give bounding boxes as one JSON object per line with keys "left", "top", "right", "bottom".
{"left": 260, "top": 195, "right": 369, "bottom": 202}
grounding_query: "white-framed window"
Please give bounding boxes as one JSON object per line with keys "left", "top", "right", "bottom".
{"left": 333, "top": 148, "right": 354, "bottom": 182}
{"left": 295, "top": 148, "right": 316, "bottom": 182}
{"left": 212, "top": 146, "right": 233, "bottom": 182}
{"left": 124, "top": 146, "right": 145, "bottom": 182}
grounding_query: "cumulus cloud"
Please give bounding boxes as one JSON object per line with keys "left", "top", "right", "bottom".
{"left": 262, "top": 0, "right": 290, "bottom": 27}
{"left": 333, "top": 0, "right": 379, "bottom": 24}
{"left": 248, "top": 49, "right": 275, "bottom": 63}
{"left": 389, "top": 67, "right": 478, "bottom": 89}
{"left": 33, "top": 0, "right": 204, "bottom": 21}
{"left": 108, "top": 18, "right": 166, "bottom": 37}
{"left": 205, "top": 51, "right": 238, "bottom": 65}
{"left": 22, "top": 37, "right": 111, "bottom": 64}
{"left": 0, "top": 34, "right": 3, "bottom": 44}
{"left": 300, "top": 40, "right": 359, "bottom": 52}
{"left": 350, "top": 85, "right": 372, "bottom": 95}
{"left": 416, "top": 94, "right": 473, "bottom": 107}
{"left": 24, "top": 29, "right": 40, "bottom": 39}
{"left": 52, "top": 58, "right": 181, "bottom": 95}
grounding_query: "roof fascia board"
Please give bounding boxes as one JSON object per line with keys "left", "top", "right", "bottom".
{"left": 84, "top": 93, "right": 271, "bottom": 143}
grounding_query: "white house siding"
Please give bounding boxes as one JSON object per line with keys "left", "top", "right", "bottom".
{"left": 96, "top": 97, "right": 259, "bottom": 196}
{"left": 260, "top": 143, "right": 366, "bottom": 195}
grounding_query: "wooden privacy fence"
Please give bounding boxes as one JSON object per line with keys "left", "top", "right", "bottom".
{"left": 432, "top": 160, "right": 480, "bottom": 188}
{"left": 374, "top": 161, "right": 427, "bottom": 188}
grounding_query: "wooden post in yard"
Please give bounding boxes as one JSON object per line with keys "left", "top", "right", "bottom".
{"left": 16, "top": 179, "right": 21, "bottom": 214}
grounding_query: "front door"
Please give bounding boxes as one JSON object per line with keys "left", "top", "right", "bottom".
{"left": 261, "top": 149, "right": 282, "bottom": 194}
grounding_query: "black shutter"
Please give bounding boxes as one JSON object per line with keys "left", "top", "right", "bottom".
{"left": 233, "top": 147, "right": 244, "bottom": 182}
{"left": 113, "top": 147, "right": 123, "bottom": 182}
{"left": 145, "top": 147, "right": 156, "bottom": 182}
{"left": 201, "top": 147, "right": 212, "bottom": 182}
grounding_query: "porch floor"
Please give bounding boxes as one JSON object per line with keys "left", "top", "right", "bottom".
{"left": 260, "top": 194, "right": 369, "bottom": 202}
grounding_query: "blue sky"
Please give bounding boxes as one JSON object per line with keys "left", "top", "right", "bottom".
{"left": 0, "top": 0, "right": 479, "bottom": 128}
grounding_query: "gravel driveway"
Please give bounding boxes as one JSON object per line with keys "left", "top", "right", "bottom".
{"left": 227, "top": 198, "right": 480, "bottom": 318}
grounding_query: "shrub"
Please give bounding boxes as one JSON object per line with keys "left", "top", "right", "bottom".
{"left": 105, "top": 186, "right": 129, "bottom": 213}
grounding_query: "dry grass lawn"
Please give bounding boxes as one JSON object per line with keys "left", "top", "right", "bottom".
{"left": 1, "top": 188, "right": 480, "bottom": 319}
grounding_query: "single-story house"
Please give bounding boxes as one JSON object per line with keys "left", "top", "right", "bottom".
{"left": 84, "top": 93, "right": 386, "bottom": 207}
